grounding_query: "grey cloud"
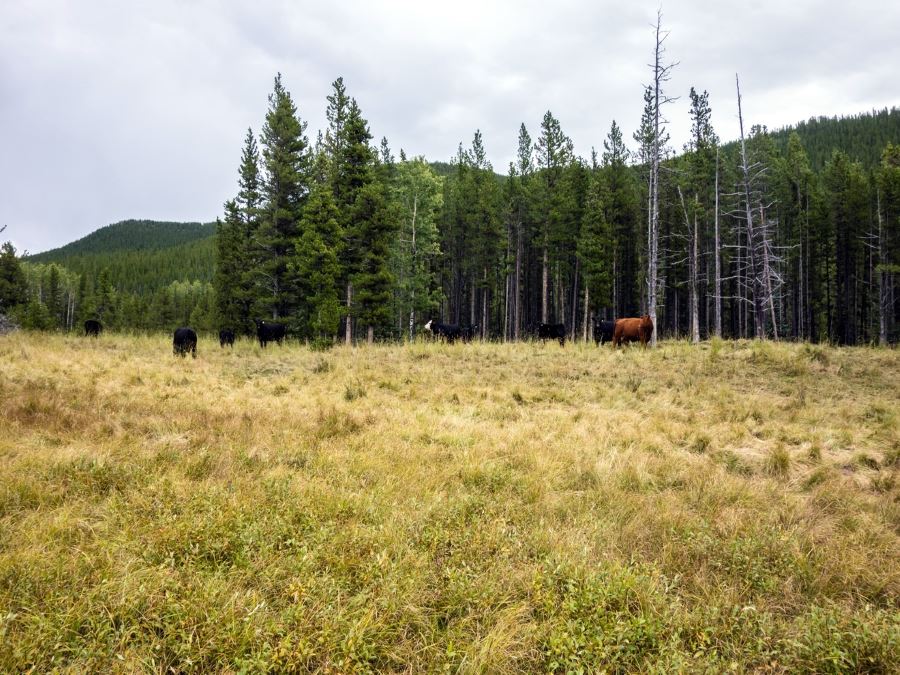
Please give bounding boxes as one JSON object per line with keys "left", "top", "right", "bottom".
{"left": 1, "top": 0, "right": 897, "bottom": 253}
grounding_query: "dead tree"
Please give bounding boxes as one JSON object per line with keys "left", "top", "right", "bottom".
{"left": 713, "top": 148, "right": 722, "bottom": 337}
{"left": 677, "top": 186, "right": 700, "bottom": 342}
{"left": 646, "top": 10, "right": 678, "bottom": 346}
{"left": 732, "top": 75, "right": 785, "bottom": 339}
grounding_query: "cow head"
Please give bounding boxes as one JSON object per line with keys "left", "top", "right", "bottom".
{"left": 424, "top": 319, "right": 433, "bottom": 333}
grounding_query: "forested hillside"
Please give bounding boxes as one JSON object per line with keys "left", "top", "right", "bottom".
{"left": 30, "top": 219, "right": 215, "bottom": 259}
{"left": 765, "top": 107, "right": 900, "bottom": 171}
{"left": 9, "top": 220, "right": 217, "bottom": 333}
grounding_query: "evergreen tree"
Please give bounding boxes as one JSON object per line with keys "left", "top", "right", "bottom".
{"left": 335, "top": 98, "right": 378, "bottom": 343}
{"left": 0, "top": 241, "right": 27, "bottom": 314}
{"left": 293, "top": 182, "right": 343, "bottom": 340}
{"left": 824, "top": 151, "right": 869, "bottom": 344}
{"left": 352, "top": 181, "right": 397, "bottom": 343}
{"left": 578, "top": 155, "right": 614, "bottom": 323}
{"left": 214, "top": 202, "right": 244, "bottom": 331}
{"left": 255, "top": 73, "right": 312, "bottom": 322}
{"left": 534, "top": 110, "right": 575, "bottom": 324}
{"left": 876, "top": 144, "right": 900, "bottom": 343}
{"left": 602, "top": 121, "right": 640, "bottom": 317}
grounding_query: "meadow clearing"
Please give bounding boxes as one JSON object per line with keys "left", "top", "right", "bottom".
{"left": 0, "top": 333, "right": 898, "bottom": 673}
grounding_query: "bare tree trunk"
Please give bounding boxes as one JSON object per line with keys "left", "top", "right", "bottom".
{"left": 736, "top": 74, "right": 766, "bottom": 339}
{"left": 571, "top": 257, "right": 580, "bottom": 336}
{"left": 482, "top": 268, "right": 488, "bottom": 340}
{"left": 515, "top": 223, "right": 522, "bottom": 340}
{"left": 647, "top": 10, "right": 672, "bottom": 347}
{"left": 541, "top": 242, "right": 549, "bottom": 323}
{"left": 470, "top": 276, "right": 476, "bottom": 326}
{"left": 714, "top": 147, "right": 722, "bottom": 338}
{"left": 582, "top": 285, "right": 589, "bottom": 341}
{"left": 877, "top": 189, "right": 888, "bottom": 346}
{"left": 367, "top": 324, "right": 374, "bottom": 345}
{"left": 759, "top": 202, "right": 779, "bottom": 339}
{"left": 345, "top": 282, "right": 352, "bottom": 345}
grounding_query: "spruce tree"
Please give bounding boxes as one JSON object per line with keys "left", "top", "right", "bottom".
{"left": 534, "top": 111, "right": 574, "bottom": 324}
{"left": 578, "top": 154, "right": 614, "bottom": 325}
{"left": 352, "top": 181, "right": 397, "bottom": 343}
{"left": 602, "top": 121, "right": 640, "bottom": 317}
{"left": 293, "top": 181, "right": 343, "bottom": 341}
{"left": 0, "top": 241, "right": 27, "bottom": 315}
{"left": 256, "top": 73, "right": 311, "bottom": 322}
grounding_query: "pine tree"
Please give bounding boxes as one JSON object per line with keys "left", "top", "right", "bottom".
{"left": 0, "top": 241, "right": 27, "bottom": 314}
{"left": 506, "top": 123, "right": 535, "bottom": 339}
{"left": 352, "top": 181, "right": 397, "bottom": 343}
{"left": 824, "top": 151, "right": 869, "bottom": 344}
{"left": 293, "top": 182, "right": 343, "bottom": 341}
{"left": 335, "top": 98, "right": 382, "bottom": 343}
{"left": 534, "top": 110, "right": 574, "bottom": 324}
{"left": 875, "top": 144, "right": 900, "bottom": 344}
{"left": 602, "top": 121, "right": 640, "bottom": 318}
{"left": 255, "top": 73, "right": 312, "bottom": 322}
{"left": 578, "top": 157, "right": 614, "bottom": 330}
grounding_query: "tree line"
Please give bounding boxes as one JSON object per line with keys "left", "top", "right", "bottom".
{"left": 210, "top": 67, "right": 899, "bottom": 345}
{"left": 3, "top": 32, "right": 898, "bottom": 344}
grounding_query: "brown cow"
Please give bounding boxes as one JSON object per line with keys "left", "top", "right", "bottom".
{"left": 612, "top": 315, "right": 653, "bottom": 347}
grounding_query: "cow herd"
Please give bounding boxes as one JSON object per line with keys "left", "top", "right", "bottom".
{"left": 81, "top": 314, "right": 654, "bottom": 356}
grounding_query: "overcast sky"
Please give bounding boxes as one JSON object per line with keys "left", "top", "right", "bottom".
{"left": 2, "top": 0, "right": 898, "bottom": 254}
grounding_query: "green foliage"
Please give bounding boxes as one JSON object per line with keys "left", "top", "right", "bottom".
{"left": 293, "top": 182, "right": 343, "bottom": 338}
{"left": 389, "top": 157, "right": 444, "bottom": 340}
{"left": 0, "top": 242, "right": 28, "bottom": 313}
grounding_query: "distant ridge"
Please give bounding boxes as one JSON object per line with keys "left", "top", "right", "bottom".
{"left": 722, "top": 106, "right": 900, "bottom": 171}
{"left": 28, "top": 219, "right": 216, "bottom": 261}
{"left": 25, "top": 219, "right": 217, "bottom": 294}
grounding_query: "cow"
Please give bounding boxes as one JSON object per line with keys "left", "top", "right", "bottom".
{"left": 612, "top": 315, "right": 654, "bottom": 347}
{"left": 84, "top": 319, "right": 102, "bottom": 337}
{"left": 254, "top": 319, "right": 286, "bottom": 348}
{"left": 219, "top": 329, "right": 235, "bottom": 348}
{"left": 593, "top": 319, "right": 616, "bottom": 345}
{"left": 424, "top": 319, "right": 461, "bottom": 343}
{"left": 461, "top": 325, "right": 479, "bottom": 343}
{"left": 538, "top": 322, "right": 566, "bottom": 346}
{"left": 173, "top": 327, "right": 198, "bottom": 358}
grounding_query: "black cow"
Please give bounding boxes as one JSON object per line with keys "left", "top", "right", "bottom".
{"left": 460, "top": 325, "right": 479, "bottom": 343}
{"left": 84, "top": 319, "right": 102, "bottom": 337}
{"left": 173, "top": 327, "right": 197, "bottom": 358}
{"left": 219, "top": 329, "right": 235, "bottom": 348}
{"left": 593, "top": 319, "right": 616, "bottom": 345}
{"left": 254, "top": 319, "right": 286, "bottom": 348}
{"left": 424, "top": 319, "right": 461, "bottom": 343}
{"left": 538, "top": 322, "right": 566, "bottom": 346}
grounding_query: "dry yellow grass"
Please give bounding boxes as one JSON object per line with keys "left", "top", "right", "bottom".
{"left": 0, "top": 333, "right": 898, "bottom": 672}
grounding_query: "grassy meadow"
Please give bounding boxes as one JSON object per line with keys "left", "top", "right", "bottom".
{"left": 0, "top": 332, "right": 898, "bottom": 673}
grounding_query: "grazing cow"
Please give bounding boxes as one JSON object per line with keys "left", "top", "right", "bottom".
{"left": 593, "top": 319, "right": 616, "bottom": 345}
{"left": 424, "top": 319, "right": 461, "bottom": 343}
{"left": 461, "top": 325, "right": 479, "bottom": 343}
{"left": 173, "top": 327, "right": 198, "bottom": 358}
{"left": 612, "top": 315, "right": 654, "bottom": 347}
{"left": 254, "top": 319, "right": 286, "bottom": 348}
{"left": 219, "top": 328, "right": 235, "bottom": 348}
{"left": 538, "top": 322, "right": 566, "bottom": 346}
{"left": 84, "top": 319, "right": 102, "bottom": 337}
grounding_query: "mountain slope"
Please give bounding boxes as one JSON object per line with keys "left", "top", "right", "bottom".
{"left": 27, "top": 219, "right": 216, "bottom": 294}
{"left": 29, "top": 219, "right": 216, "bottom": 260}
